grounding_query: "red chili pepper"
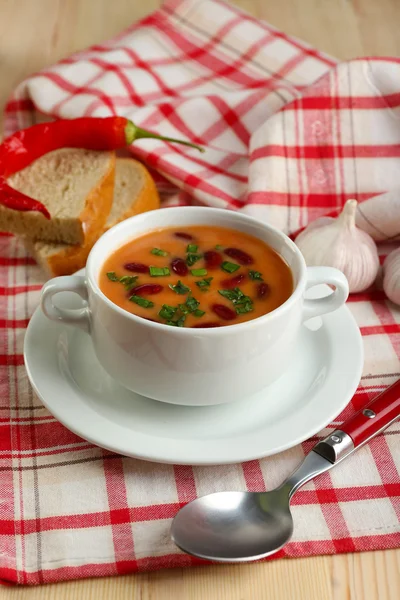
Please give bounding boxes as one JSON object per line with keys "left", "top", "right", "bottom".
{"left": 0, "top": 116, "right": 204, "bottom": 219}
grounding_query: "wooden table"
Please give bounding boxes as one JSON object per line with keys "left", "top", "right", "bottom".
{"left": 0, "top": 1, "right": 399, "bottom": 598}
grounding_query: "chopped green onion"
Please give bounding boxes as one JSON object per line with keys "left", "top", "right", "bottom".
{"left": 106, "top": 272, "right": 137, "bottom": 289}
{"left": 185, "top": 296, "right": 200, "bottom": 312}
{"left": 235, "top": 302, "right": 254, "bottom": 315}
{"left": 178, "top": 303, "right": 190, "bottom": 314}
{"left": 166, "top": 315, "right": 186, "bottom": 327}
{"left": 169, "top": 280, "right": 191, "bottom": 295}
{"left": 219, "top": 289, "right": 236, "bottom": 301}
{"left": 119, "top": 275, "right": 138, "bottom": 290}
{"left": 151, "top": 247, "right": 169, "bottom": 257}
{"left": 129, "top": 295, "right": 154, "bottom": 308}
{"left": 218, "top": 287, "right": 245, "bottom": 303}
{"left": 219, "top": 287, "right": 254, "bottom": 313}
{"left": 221, "top": 261, "right": 240, "bottom": 274}
{"left": 186, "top": 244, "right": 198, "bottom": 253}
{"left": 175, "top": 315, "right": 186, "bottom": 327}
{"left": 159, "top": 305, "right": 177, "bottom": 320}
{"left": 195, "top": 277, "right": 213, "bottom": 291}
{"left": 149, "top": 266, "right": 170, "bottom": 277}
{"left": 106, "top": 271, "right": 119, "bottom": 282}
{"left": 190, "top": 268, "right": 208, "bottom": 277}
{"left": 186, "top": 253, "right": 202, "bottom": 267}
{"left": 249, "top": 270, "right": 263, "bottom": 281}
{"left": 163, "top": 295, "right": 203, "bottom": 326}
{"left": 215, "top": 244, "right": 223, "bottom": 251}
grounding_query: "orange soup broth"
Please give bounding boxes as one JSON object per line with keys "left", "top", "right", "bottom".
{"left": 99, "top": 226, "right": 293, "bottom": 327}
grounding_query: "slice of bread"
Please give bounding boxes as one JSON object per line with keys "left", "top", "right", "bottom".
{"left": 27, "top": 158, "right": 160, "bottom": 277}
{"left": 1, "top": 148, "right": 115, "bottom": 244}
{"left": 104, "top": 157, "right": 160, "bottom": 231}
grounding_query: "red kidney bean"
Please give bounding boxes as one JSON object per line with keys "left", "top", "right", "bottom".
{"left": 224, "top": 247, "right": 254, "bottom": 265}
{"left": 204, "top": 250, "right": 222, "bottom": 269}
{"left": 174, "top": 231, "right": 194, "bottom": 241}
{"left": 124, "top": 262, "right": 148, "bottom": 273}
{"left": 221, "top": 273, "right": 246, "bottom": 289}
{"left": 257, "top": 282, "right": 270, "bottom": 298}
{"left": 171, "top": 257, "right": 189, "bottom": 276}
{"left": 131, "top": 284, "right": 163, "bottom": 296}
{"left": 212, "top": 304, "right": 237, "bottom": 321}
{"left": 192, "top": 322, "right": 221, "bottom": 328}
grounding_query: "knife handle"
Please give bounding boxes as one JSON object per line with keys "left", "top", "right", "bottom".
{"left": 340, "top": 378, "right": 400, "bottom": 447}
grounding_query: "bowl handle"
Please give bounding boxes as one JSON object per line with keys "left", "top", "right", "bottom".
{"left": 41, "top": 276, "right": 91, "bottom": 333}
{"left": 302, "top": 266, "right": 349, "bottom": 321}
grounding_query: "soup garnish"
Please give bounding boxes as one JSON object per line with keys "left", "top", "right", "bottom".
{"left": 100, "top": 225, "right": 293, "bottom": 328}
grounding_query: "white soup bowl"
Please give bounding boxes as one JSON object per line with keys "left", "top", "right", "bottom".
{"left": 41, "top": 207, "right": 349, "bottom": 406}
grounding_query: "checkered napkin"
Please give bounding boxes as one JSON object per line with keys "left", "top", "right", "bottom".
{"left": 1, "top": 0, "right": 400, "bottom": 586}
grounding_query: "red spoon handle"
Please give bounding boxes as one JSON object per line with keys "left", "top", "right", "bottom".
{"left": 340, "top": 379, "right": 400, "bottom": 447}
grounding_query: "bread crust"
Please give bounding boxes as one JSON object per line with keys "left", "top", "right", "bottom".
{"left": 104, "top": 159, "right": 160, "bottom": 228}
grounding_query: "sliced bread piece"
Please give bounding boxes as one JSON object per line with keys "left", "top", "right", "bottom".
{"left": 27, "top": 158, "right": 160, "bottom": 277}
{"left": 104, "top": 158, "right": 160, "bottom": 230}
{"left": 1, "top": 148, "right": 115, "bottom": 244}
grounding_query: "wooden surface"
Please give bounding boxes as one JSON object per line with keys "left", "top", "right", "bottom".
{"left": 1, "top": 0, "right": 399, "bottom": 598}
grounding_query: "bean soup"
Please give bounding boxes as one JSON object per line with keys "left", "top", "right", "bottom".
{"left": 99, "top": 226, "right": 293, "bottom": 328}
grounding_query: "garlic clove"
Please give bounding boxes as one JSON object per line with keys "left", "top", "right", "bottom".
{"left": 355, "top": 189, "right": 400, "bottom": 241}
{"left": 295, "top": 199, "right": 380, "bottom": 294}
{"left": 383, "top": 247, "right": 400, "bottom": 305}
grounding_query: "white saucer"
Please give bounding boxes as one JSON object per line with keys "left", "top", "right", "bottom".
{"left": 24, "top": 273, "right": 363, "bottom": 465}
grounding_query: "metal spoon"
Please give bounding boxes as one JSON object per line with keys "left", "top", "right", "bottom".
{"left": 171, "top": 379, "right": 400, "bottom": 562}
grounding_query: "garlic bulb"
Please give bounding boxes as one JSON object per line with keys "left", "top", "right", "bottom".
{"left": 383, "top": 248, "right": 400, "bottom": 305}
{"left": 295, "top": 199, "right": 379, "bottom": 293}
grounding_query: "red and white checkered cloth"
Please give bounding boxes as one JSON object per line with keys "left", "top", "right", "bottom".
{"left": 1, "top": 0, "right": 400, "bottom": 586}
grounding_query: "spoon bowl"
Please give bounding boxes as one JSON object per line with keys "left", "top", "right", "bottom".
{"left": 171, "top": 490, "right": 293, "bottom": 562}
